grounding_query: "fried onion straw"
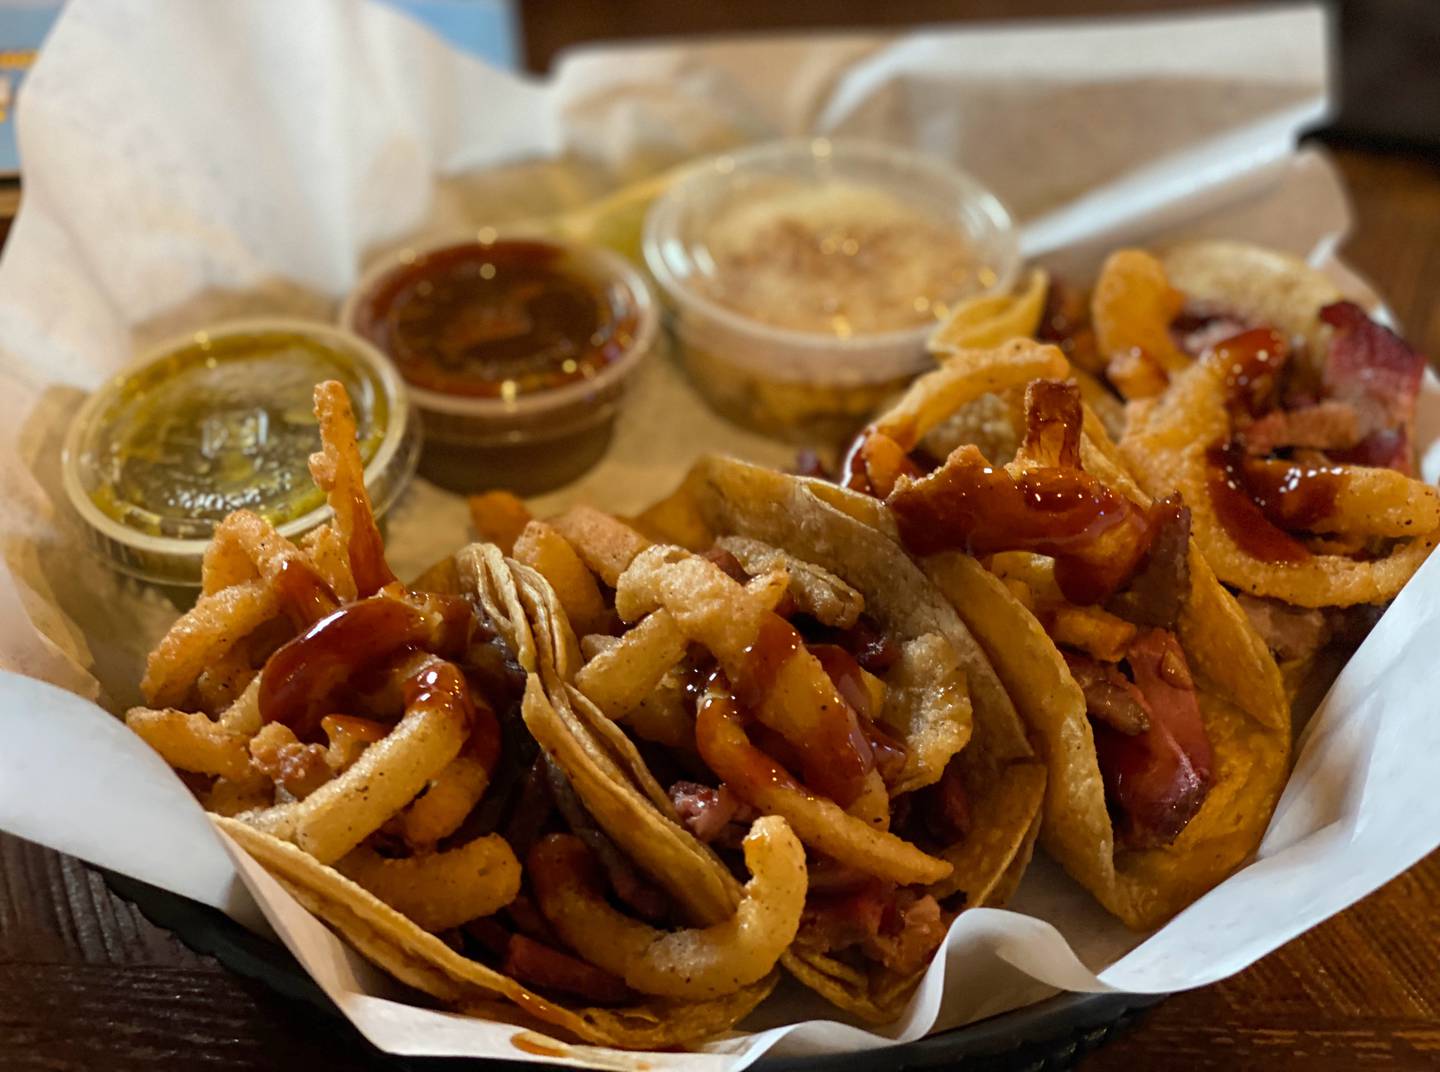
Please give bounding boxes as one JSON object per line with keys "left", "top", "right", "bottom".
{"left": 126, "top": 708, "right": 253, "bottom": 780}
{"left": 400, "top": 704, "right": 501, "bottom": 851}
{"left": 529, "top": 815, "right": 806, "bottom": 1000}
{"left": 859, "top": 339, "right": 1069, "bottom": 457}
{"left": 144, "top": 510, "right": 343, "bottom": 707}
{"left": 694, "top": 683, "right": 951, "bottom": 886}
{"left": 337, "top": 834, "right": 521, "bottom": 931}
{"left": 1091, "top": 249, "right": 1190, "bottom": 398}
{"left": 308, "top": 380, "right": 397, "bottom": 597}
{"left": 300, "top": 522, "right": 359, "bottom": 602}
{"left": 616, "top": 547, "right": 882, "bottom": 808}
{"left": 140, "top": 581, "right": 279, "bottom": 708}
{"left": 287, "top": 653, "right": 472, "bottom": 863}
{"left": 1122, "top": 342, "right": 1440, "bottom": 606}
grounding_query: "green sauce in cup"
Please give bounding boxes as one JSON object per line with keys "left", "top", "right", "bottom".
{"left": 63, "top": 320, "right": 417, "bottom": 585}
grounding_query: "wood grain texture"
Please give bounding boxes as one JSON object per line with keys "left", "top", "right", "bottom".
{"left": 2, "top": 96, "right": 1439, "bottom": 1072}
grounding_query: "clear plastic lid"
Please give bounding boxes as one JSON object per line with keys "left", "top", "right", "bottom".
{"left": 643, "top": 138, "right": 1018, "bottom": 385}
{"left": 62, "top": 318, "right": 419, "bottom": 586}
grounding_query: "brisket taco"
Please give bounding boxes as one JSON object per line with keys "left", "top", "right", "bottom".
{"left": 841, "top": 340, "right": 1291, "bottom": 928}
{"left": 126, "top": 383, "right": 795, "bottom": 1049}
{"left": 473, "top": 458, "right": 1046, "bottom": 1022}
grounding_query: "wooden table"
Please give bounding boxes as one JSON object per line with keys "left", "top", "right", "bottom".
{"left": 2, "top": 145, "right": 1437, "bottom": 1071}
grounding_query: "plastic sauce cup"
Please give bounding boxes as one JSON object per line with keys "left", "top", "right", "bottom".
{"left": 62, "top": 318, "right": 418, "bottom": 586}
{"left": 342, "top": 232, "right": 657, "bottom": 493}
{"left": 643, "top": 138, "right": 1018, "bottom": 444}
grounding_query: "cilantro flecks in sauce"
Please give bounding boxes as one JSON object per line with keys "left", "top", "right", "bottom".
{"left": 84, "top": 331, "right": 386, "bottom": 538}
{"left": 351, "top": 240, "right": 640, "bottom": 400}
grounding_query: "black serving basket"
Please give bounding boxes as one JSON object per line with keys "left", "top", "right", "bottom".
{"left": 103, "top": 869, "right": 1162, "bottom": 1072}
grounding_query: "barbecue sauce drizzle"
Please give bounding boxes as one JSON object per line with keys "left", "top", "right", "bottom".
{"left": 887, "top": 458, "right": 1152, "bottom": 605}
{"left": 847, "top": 381, "right": 1217, "bottom": 849}
{"left": 1205, "top": 443, "right": 1314, "bottom": 564}
{"left": 1201, "top": 325, "right": 1350, "bottom": 563}
{"left": 272, "top": 556, "right": 341, "bottom": 628}
{"left": 734, "top": 616, "right": 877, "bottom": 806}
{"left": 258, "top": 594, "right": 482, "bottom": 741}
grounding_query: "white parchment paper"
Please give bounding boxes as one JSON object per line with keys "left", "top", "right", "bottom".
{"left": 4, "top": 1, "right": 1439, "bottom": 1067}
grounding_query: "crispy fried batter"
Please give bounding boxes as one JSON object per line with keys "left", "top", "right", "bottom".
{"left": 1121, "top": 348, "right": 1440, "bottom": 606}
{"left": 929, "top": 269, "right": 1049, "bottom": 353}
{"left": 126, "top": 707, "right": 253, "bottom": 781}
{"left": 513, "top": 521, "right": 612, "bottom": 637}
{"left": 309, "top": 381, "right": 396, "bottom": 597}
{"left": 337, "top": 835, "right": 521, "bottom": 932}
{"left": 1092, "top": 249, "right": 1189, "bottom": 398}
{"left": 715, "top": 535, "right": 865, "bottom": 629}
{"left": 467, "top": 490, "right": 533, "bottom": 556}
{"left": 695, "top": 686, "right": 951, "bottom": 885}
{"left": 529, "top": 816, "right": 805, "bottom": 1000}
{"left": 141, "top": 581, "right": 279, "bottom": 708}
{"left": 549, "top": 505, "right": 653, "bottom": 587}
{"left": 574, "top": 610, "right": 688, "bottom": 720}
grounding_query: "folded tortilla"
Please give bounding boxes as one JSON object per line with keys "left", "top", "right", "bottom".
{"left": 856, "top": 344, "right": 1291, "bottom": 929}
{"left": 211, "top": 544, "right": 773, "bottom": 1049}
{"left": 636, "top": 456, "right": 1046, "bottom": 1021}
